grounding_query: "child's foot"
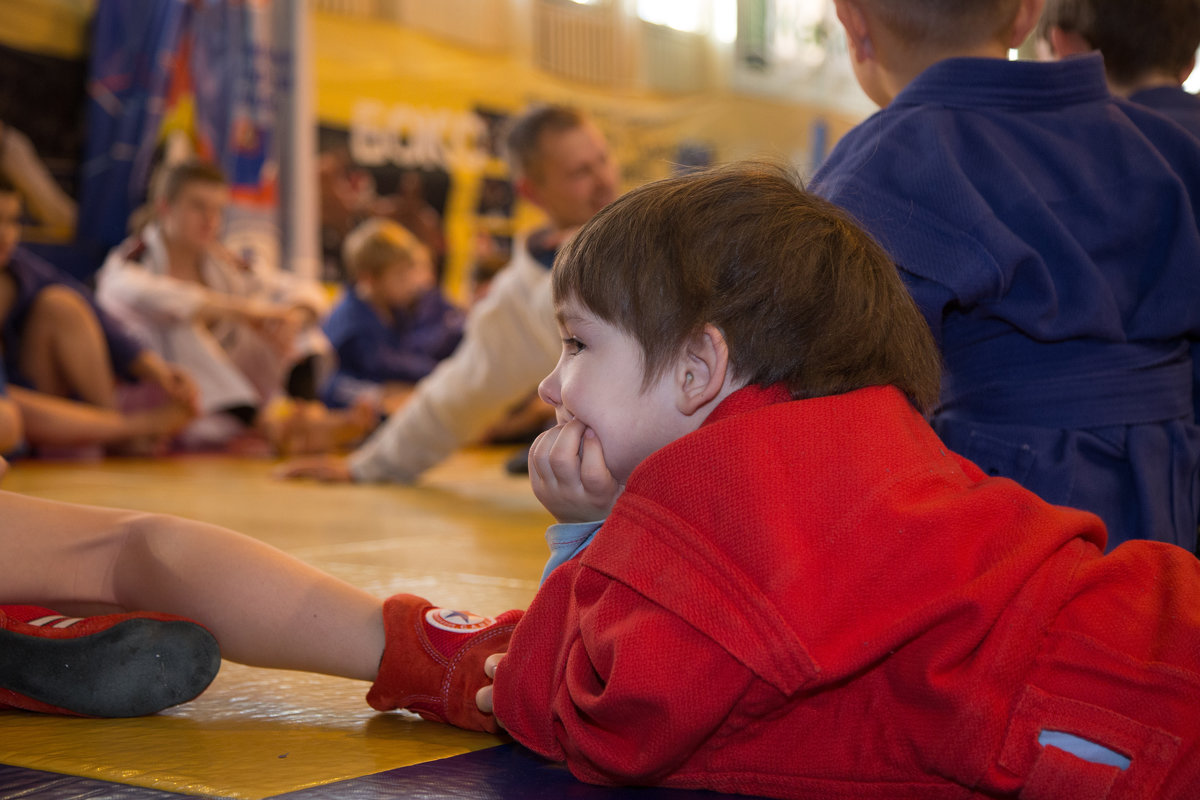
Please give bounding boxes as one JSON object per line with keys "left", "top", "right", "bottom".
{"left": 136, "top": 398, "right": 197, "bottom": 439}
{"left": 0, "top": 605, "right": 221, "bottom": 717}
{"left": 367, "top": 594, "right": 522, "bottom": 732}
{"left": 262, "top": 399, "right": 378, "bottom": 457}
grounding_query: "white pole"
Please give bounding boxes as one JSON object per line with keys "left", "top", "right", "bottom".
{"left": 281, "top": 0, "right": 320, "bottom": 281}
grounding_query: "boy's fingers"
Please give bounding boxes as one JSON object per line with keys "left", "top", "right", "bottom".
{"left": 578, "top": 428, "right": 614, "bottom": 495}
{"left": 528, "top": 426, "right": 562, "bottom": 484}
{"left": 475, "top": 684, "right": 494, "bottom": 714}
{"left": 530, "top": 426, "right": 560, "bottom": 464}
{"left": 547, "top": 419, "right": 585, "bottom": 478}
{"left": 484, "top": 652, "right": 505, "bottom": 676}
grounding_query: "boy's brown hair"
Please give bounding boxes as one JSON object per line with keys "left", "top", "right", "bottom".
{"left": 341, "top": 217, "right": 425, "bottom": 281}
{"left": 1039, "top": 0, "right": 1200, "bottom": 85}
{"left": 857, "top": 0, "right": 1023, "bottom": 49}
{"left": 157, "top": 159, "right": 228, "bottom": 204}
{"left": 553, "top": 162, "right": 942, "bottom": 413}
{"left": 504, "top": 105, "right": 588, "bottom": 181}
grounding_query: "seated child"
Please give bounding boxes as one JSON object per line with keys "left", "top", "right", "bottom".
{"left": 451, "top": 164, "right": 1195, "bottom": 798}
{"left": 0, "top": 175, "right": 195, "bottom": 454}
{"left": 95, "top": 159, "right": 331, "bottom": 450}
{"left": 1036, "top": 0, "right": 1200, "bottom": 458}
{"left": 320, "top": 218, "right": 463, "bottom": 415}
{"left": 809, "top": 0, "right": 1200, "bottom": 551}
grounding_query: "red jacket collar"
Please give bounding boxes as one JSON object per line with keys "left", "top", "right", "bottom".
{"left": 704, "top": 383, "right": 792, "bottom": 427}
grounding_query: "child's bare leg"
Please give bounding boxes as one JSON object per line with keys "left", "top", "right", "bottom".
{"left": 0, "top": 490, "right": 384, "bottom": 681}
{"left": 19, "top": 286, "right": 117, "bottom": 408}
{"left": 8, "top": 385, "right": 191, "bottom": 448}
{"left": 0, "top": 396, "right": 22, "bottom": 454}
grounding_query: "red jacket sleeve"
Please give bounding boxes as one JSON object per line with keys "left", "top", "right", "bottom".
{"left": 493, "top": 561, "right": 756, "bottom": 786}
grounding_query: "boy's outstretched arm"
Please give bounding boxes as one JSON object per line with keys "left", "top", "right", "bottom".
{"left": 529, "top": 419, "right": 621, "bottom": 523}
{"left": 490, "top": 565, "right": 755, "bottom": 786}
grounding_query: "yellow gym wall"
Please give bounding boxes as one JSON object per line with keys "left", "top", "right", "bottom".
{"left": 313, "top": 10, "right": 863, "bottom": 302}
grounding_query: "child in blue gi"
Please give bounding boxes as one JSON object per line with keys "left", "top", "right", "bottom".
{"left": 320, "top": 218, "right": 463, "bottom": 414}
{"left": 1038, "top": 0, "right": 1200, "bottom": 136}
{"left": 812, "top": 0, "right": 1200, "bottom": 551}
{"left": 1039, "top": 0, "right": 1200, "bottom": 464}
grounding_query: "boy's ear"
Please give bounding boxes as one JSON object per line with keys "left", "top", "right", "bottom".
{"left": 833, "top": 0, "right": 874, "bottom": 63}
{"left": 1010, "top": 0, "right": 1046, "bottom": 48}
{"left": 1046, "top": 26, "right": 1092, "bottom": 59}
{"left": 354, "top": 273, "right": 376, "bottom": 295}
{"left": 1180, "top": 55, "right": 1197, "bottom": 85}
{"left": 676, "top": 323, "right": 731, "bottom": 417}
{"left": 154, "top": 193, "right": 173, "bottom": 220}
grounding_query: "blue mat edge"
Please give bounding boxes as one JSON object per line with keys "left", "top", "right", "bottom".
{"left": 2, "top": 744, "right": 774, "bottom": 799}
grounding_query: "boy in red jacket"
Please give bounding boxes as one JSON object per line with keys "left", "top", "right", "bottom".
{"left": 438, "top": 163, "right": 1198, "bottom": 798}
{"left": 6, "top": 161, "right": 1199, "bottom": 797}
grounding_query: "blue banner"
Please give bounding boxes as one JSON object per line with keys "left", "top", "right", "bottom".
{"left": 78, "top": 0, "right": 188, "bottom": 262}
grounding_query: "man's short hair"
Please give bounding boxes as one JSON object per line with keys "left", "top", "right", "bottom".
{"left": 504, "top": 104, "right": 588, "bottom": 181}
{"left": 859, "top": 0, "right": 1023, "bottom": 50}
{"left": 341, "top": 217, "right": 425, "bottom": 281}
{"left": 1041, "top": 0, "right": 1200, "bottom": 85}
{"left": 157, "top": 159, "right": 228, "bottom": 204}
{"left": 552, "top": 161, "right": 942, "bottom": 413}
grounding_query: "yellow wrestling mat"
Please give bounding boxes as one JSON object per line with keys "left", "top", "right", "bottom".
{"left": 0, "top": 449, "right": 551, "bottom": 798}
{"left": 0, "top": 667, "right": 502, "bottom": 798}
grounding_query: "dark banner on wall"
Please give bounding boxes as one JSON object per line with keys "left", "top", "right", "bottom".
{"left": 317, "top": 124, "right": 454, "bottom": 285}
{"left": 0, "top": 18, "right": 89, "bottom": 275}
{"left": 79, "top": 0, "right": 288, "bottom": 278}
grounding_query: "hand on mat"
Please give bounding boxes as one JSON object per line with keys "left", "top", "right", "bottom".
{"left": 530, "top": 419, "right": 621, "bottom": 523}
{"left": 273, "top": 454, "right": 353, "bottom": 482}
{"left": 474, "top": 652, "right": 505, "bottom": 728}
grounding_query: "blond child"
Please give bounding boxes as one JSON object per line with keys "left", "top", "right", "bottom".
{"left": 320, "top": 218, "right": 462, "bottom": 415}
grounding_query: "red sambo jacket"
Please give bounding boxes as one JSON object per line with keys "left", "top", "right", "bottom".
{"left": 493, "top": 384, "right": 1200, "bottom": 799}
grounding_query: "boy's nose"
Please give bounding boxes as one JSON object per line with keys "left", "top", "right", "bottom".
{"left": 538, "top": 370, "right": 561, "bottom": 408}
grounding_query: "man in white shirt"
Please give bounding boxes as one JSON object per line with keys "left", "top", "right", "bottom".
{"left": 278, "top": 104, "right": 618, "bottom": 483}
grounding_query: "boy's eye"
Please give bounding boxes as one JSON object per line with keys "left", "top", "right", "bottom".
{"left": 563, "top": 337, "right": 586, "bottom": 355}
